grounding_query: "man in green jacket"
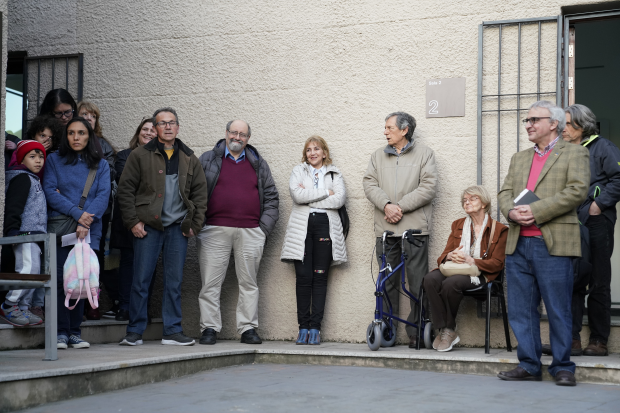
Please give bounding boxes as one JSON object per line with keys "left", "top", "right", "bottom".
{"left": 363, "top": 111, "right": 438, "bottom": 348}
{"left": 497, "top": 101, "right": 589, "bottom": 386}
{"left": 117, "top": 107, "right": 208, "bottom": 347}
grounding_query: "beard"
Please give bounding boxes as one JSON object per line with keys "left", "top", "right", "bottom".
{"left": 229, "top": 140, "right": 244, "bottom": 152}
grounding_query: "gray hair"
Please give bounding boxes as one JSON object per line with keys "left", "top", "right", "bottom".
{"left": 153, "top": 107, "right": 179, "bottom": 124}
{"left": 461, "top": 185, "right": 492, "bottom": 215}
{"left": 529, "top": 101, "right": 565, "bottom": 134}
{"left": 226, "top": 119, "right": 251, "bottom": 137}
{"left": 385, "top": 112, "right": 416, "bottom": 142}
{"left": 565, "top": 104, "right": 599, "bottom": 137}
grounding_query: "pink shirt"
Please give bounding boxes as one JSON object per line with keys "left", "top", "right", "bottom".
{"left": 520, "top": 151, "right": 551, "bottom": 236}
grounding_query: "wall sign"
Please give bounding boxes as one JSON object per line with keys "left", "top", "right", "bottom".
{"left": 425, "top": 77, "right": 466, "bottom": 118}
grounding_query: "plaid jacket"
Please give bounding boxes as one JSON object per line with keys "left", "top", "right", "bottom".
{"left": 498, "top": 139, "right": 590, "bottom": 257}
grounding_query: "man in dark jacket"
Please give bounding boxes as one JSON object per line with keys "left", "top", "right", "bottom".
{"left": 562, "top": 104, "right": 620, "bottom": 357}
{"left": 197, "top": 119, "right": 279, "bottom": 345}
{"left": 117, "top": 107, "right": 208, "bottom": 347}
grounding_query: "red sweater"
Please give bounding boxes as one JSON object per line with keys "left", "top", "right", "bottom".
{"left": 520, "top": 151, "right": 551, "bottom": 236}
{"left": 205, "top": 157, "right": 260, "bottom": 228}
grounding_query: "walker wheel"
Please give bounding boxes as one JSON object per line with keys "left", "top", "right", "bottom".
{"left": 366, "top": 323, "right": 381, "bottom": 351}
{"left": 424, "top": 322, "right": 434, "bottom": 349}
{"left": 380, "top": 321, "right": 396, "bottom": 347}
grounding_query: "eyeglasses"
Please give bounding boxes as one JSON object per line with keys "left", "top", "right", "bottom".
{"left": 462, "top": 196, "right": 480, "bottom": 204}
{"left": 522, "top": 117, "right": 551, "bottom": 125}
{"left": 155, "top": 121, "right": 178, "bottom": 128}
{"left": 52, "top": 109, "right": 74, "bottom": 119}
{"left": 228, "top": 130, "right": 248, "bottom": 139}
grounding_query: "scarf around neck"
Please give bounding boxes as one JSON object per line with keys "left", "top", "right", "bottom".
{"left": 460, "top": 214, "right": 488, "bottom": 259}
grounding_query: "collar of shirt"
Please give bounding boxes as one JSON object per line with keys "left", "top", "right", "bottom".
{"left": 534, "top": 135, "right": 560, "bottom": 157}
{"left": 225, "top": 145, "right": 246, "bottom": 163}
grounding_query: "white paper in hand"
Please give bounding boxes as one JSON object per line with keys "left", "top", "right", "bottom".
{"left": 61, "top": 230, "right": 91, "bottom": 247}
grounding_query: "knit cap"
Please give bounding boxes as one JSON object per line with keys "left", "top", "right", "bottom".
{"left": 15, "top": 140, "right": 46, "bottom": 164}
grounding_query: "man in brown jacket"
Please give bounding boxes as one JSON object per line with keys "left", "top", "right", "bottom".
{"left": 363, "top": 111, "right": 438, "bottom": 348}
{"left": 117, "top": 107, "right": 208, "bottom": 347}
{"left": 497, "top": 101, "right": 589, "bottom": 386}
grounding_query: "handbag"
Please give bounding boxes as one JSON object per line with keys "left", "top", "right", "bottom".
{"left": 329, "top": 171, "right": 350, "bottom": 239}
{"left": 439, "top": 218, "right": 496, "bottom": 277}
{"left": 47, "top": 169, "right": 97, "bottom": 243}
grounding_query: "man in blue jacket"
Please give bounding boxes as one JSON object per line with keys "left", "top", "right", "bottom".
{"left": 562, "top": 104, "right": 620, "bottom": 357}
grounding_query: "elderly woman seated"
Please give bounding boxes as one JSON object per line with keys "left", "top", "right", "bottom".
{"left": 423, "top": 185, "right": 508, "bottom": 352}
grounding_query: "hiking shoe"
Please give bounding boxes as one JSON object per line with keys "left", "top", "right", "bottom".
{"left": 68, "top": 335, "right": 90, "bottom": 348}
{"left": 433, "top": 329, "right": 443, "bottom": 350}
{"left": 120, "top": 332, "right": 143, "bottom": 346}
{"left": 200, "top": 328, "right": 217, "bottom": 345}
{"left": 240, "top": 328, "right": 263, "bottom": 344}
{"left": 57, "top": 336, "right": 68, "bottom": 349}
{"left": 583, "top": 340, "right": 608, "bottom": 356}
{"left": 162, "top": 332, "right": 195, "bottom": 346}
{"left": 0, "top": 304, "right": 30, "bottom": 327}
{"left": 23, "top": 309, "right": 43, "bottom": 326}
{"left": 436, "top": 328, "right": 460, "bottom": 352}
{"left": 102, "top": 301, "right": 119, "bottom": 319}
{"left": 30, "top": 306, "right": 45, "bottom": 322}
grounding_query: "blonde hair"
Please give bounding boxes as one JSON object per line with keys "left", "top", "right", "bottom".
{"left": 461, "top": 185, "right": 492, "bottom": 215}
{"left": 301, "top": 135, "right": 332, "bottom": 166}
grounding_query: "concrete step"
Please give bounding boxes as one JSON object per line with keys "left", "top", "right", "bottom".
{"left": 1, "top": 341, "right": 618, "bottom": 412}
{"left": 0, "top": 318, "right": 164, "bottom": 350}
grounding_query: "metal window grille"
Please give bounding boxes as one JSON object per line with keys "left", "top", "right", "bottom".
{"left": 21, "top": 53, "right": 84, "bottom": 134}
{"left": 477, "top": 16, "right": 562, "bottom": 220}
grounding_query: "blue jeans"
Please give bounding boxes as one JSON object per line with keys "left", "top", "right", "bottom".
{"left": 506, "top": 237, "right": 575, "bottom": 377}
{"left": 127, "top": 224, "right": 188, "bottom": 336}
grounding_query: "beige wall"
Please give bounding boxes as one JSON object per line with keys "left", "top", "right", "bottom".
{"left": 6, "top": 0, "right": 616, "bottom": 348}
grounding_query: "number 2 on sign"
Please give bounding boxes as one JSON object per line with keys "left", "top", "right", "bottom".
{"left": 429, "top": 100, "right": 439, "bottom": 115}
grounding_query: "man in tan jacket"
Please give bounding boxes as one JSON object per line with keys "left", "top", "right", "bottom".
{"left": 363, "top": 111, "right": 438, "bottom": 348}
{"left": 497, "top": 101, "right": 589, "bottom": 386}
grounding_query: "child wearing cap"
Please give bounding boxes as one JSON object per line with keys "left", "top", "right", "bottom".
{"left": 0, "top": 140, "right": 47, "bottom": 327}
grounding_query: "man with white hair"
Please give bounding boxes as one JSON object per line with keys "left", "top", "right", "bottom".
{"left": 498, "top": 101, "right": 590, "bottom": 386}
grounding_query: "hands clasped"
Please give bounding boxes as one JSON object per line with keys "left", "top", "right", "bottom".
{"left": 509, "top": 205, "right": 536, "bottom": 226}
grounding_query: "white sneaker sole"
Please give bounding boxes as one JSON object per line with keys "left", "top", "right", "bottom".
{"left": 161, "top": 339, "right": 195, "bottom": 346}
{"left": 69, "top": 343, "right": 90, "bottom": 349}
{"left": 437, "top": 336, "right": 460, "bottom": 352}
{"left": 120, "top": 339, "right": 143, "bottom": 346}
{"left": 57, "top": 343, "right": 68, "bottom": 349}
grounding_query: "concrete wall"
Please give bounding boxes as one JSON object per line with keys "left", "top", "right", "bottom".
{"left": 6, "top": 0, "right": 616, "bottom": 348}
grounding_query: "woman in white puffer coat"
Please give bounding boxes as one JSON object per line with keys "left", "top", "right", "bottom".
{"left": 280, "top": 136, "right": 347, "bottom": 346}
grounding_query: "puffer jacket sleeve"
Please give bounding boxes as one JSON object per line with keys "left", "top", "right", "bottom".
{"left": 290, "top": 164, "right": 330, "bottom": 205}
{"left": 99, "top": 137, "right": 117, "bottom": 183}
{"left": 259, "top": 159, "right": 279, "bottom": 237}
{"left": 308, "top": 170, "right": 346, "bottom": 209}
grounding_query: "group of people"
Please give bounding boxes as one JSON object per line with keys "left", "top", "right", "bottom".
{"left": 2, "top": 89, "right": 617, "bottom": 386}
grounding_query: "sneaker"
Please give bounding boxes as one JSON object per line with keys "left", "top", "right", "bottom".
{"left": 120, "top": 332, "right": 143, "bottom": 346}
{"left": 57, "top": 336, "right": 68, "bottom": 349}
{"left": 436, "top": 328, "right": 460, "bottom": 352}
{"left": 30, "top": 306, "right": 45, "bottom": 322}
{"left": 199, "top": 328, "right": 217, "bottom": 345}
{"left": 102, "top": 301, "right": 119, "bottom": 319}
{"left": 433, "top": 329, "right": 443, "bottom": 350}
{"left": 0, "top": 304, "right": 30, "bottom": 327}
{"left": 240, "top": 328, "right": 263, "bottom": 344}
{"left": 162, "top": 332, "right": 195, "bottom": 346}
{"left": 68, "top": 335, "right": 90, "bottom": 348}
{"left": 23, "top": 309, "right": 43, "bottom": 326}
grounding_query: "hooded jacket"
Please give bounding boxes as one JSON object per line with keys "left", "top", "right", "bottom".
{"left": 198, "top": 139, "right": 279, "bottom": 237}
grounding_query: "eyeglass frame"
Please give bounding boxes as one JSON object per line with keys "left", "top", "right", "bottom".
{"left": 462, "top": 196, "right": 480, "bottom": 204}
{"left": 227, "top": 129, "right": 249, "bottom": 139}
{"left": 155, "top": 120, "right": 179, "bottom": 128}
{"left": 52, "top": 109, "right": 74, "bottom": 119}
{"left": 522, "top": 117, "right": 551, "bottom": 126}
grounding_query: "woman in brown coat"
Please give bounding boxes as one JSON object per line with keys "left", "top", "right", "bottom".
{"left": 423, "top": 185, "right": 508, "bottom": 352}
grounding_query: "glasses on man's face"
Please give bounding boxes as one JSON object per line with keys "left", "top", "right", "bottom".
{"left": 155, "top": 121, "right": 178, "bottom": 128}
{"left": 522, "top": 117, "right": 551, "bottom": 126}
{"left": 462, "top": 196, "right": 480, "bottom": 204}
{"left": 228, "top": 130, "right": 248, "bottom": 139}
{"left": 53, "top": 109, "right": 74, "bottom": 119}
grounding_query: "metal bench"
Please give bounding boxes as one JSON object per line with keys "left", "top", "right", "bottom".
{"left": 0, "top": 233, "right": 57, "bottom": 360}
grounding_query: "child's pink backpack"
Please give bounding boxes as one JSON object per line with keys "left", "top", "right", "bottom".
{"left": 63, "top": 238, "right": 100, "bottom": 309}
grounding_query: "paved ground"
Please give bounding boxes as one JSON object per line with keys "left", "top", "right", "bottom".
{"left": 15, "top": 364, "right": 620, "bottom": 413}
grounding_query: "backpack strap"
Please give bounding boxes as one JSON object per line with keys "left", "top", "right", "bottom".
{"left": 65, "top": 279, "right": 84, "bottom": 310}
{"left": 78, "top": 169, "right": 97, "bottom": 210}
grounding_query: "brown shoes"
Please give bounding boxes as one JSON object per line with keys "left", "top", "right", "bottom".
{"left": 555, "top": 370, "right": 577, "bottom": 386}
{"left": 541, "top": 339, "right": 582, "bottom": 356}
{"left": 497, "top": 366, "right": 542, "bottom": 381}
{"left": 583, "top": 340, "right": 608, "bottom": 356}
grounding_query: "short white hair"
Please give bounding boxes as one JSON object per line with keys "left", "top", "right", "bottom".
{"left": 529, "top": 101, "right": 565, "bottom": 134}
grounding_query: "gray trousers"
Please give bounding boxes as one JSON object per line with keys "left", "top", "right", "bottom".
{"left": 4, "top": 242, "right": 41, "bottom": 310}
{"left": 375, "top": 235, "right": 429, "bottom": 337}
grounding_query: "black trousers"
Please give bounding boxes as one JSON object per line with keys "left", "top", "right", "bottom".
{"left": 294, "top": 213, "right": 333, "bottom": 330}
{"left": 572, "top": 214, "right": 614, "bottom": 343}
{"left": 57, "top": 245, "right": 85, "bottom": 338}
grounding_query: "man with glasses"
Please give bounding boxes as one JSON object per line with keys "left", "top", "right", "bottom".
{"left": 118, "top": 107, "right": 208, "bottom": 346}
{"left": 498, "top": 101, "right": 590, "bottom": 386}
{"left": 196, "top": 120, "right": 279, "bottom": 345}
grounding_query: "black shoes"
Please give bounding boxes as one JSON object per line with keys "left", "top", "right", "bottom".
{"left": 555, "top": 370, "right": 577, "bottom": 386}
{"left": 120, "top": 332, "right": 143, "bottom": 346}
{"left": 497, "top": 366, "right": 542, "bottom": 381}
{"left": 240, "top": 328, "right": 263, "bottom": 344}
{"left": 200, "top": 328, "right": 217, "bottom": 345}
{"left": 115, "top": 309, "right": 129, "bottom": 321}
{"left": 162, "top": 332, "right": 195, "bottom": 346}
